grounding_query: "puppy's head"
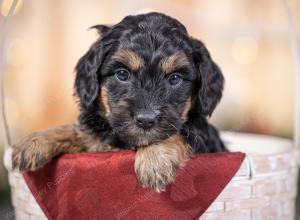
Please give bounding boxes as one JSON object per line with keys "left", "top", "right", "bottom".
{"left": 75, "top": 12, "right": 224, "bottom": 147}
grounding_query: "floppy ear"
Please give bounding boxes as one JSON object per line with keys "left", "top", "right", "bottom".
{"left": 191, "top": 38, "right": 224, "bottom": 116}
{"left": 74, "top": 25, "right": 111, "bottom": 108}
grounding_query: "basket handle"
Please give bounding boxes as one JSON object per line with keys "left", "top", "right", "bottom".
{"left": 0, "top": 0, "right": 18, "bottom": 148}
{"left": 0, "top": 0, "right": 18, "bottom": 171}
{"left": 282, "top": 0, "right": 300, "bottom": 149}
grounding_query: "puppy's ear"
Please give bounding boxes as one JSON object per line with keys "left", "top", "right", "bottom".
{"left": 75, "top": 43, "right": 101, "bottom": 108}
{"left": 75, "top": 25, "right": 112, "bottom": 108}
{"left": 191, "top": 38, "right": 224, "bottom": 116}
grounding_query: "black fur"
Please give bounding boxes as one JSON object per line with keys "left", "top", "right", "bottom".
{"left": 74, "top": 12, "right": 226, "bottom": 153}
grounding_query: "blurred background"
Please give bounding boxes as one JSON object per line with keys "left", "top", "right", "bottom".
{"left": 0, "top": 0, "right": 299, "bottom": 218}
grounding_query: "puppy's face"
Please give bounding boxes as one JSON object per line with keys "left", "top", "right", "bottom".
{"left": 75, "top": 13, "right": 224, "bottom": 147}
{"left": 100, "top": 47, "right": 194, "bottom": 146}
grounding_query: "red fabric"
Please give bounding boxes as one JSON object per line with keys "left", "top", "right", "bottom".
{"left": 23, "top": 151, "right": 245, "bottom": 220}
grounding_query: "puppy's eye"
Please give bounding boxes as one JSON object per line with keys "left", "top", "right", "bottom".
{"left": 115, "top": 69, "right": 130, "bottom": 82}
{"left": 168, "top": 73, "right": 183, "bottom": 86}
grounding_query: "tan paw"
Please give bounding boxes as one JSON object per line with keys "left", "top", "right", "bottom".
{"left": 12, "top": 134, "right": 54, "bottom": 172}
{"left": 134, "top": 146, "right": 180, "bottom": 192}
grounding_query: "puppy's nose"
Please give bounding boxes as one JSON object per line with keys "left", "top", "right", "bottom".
{"left": 136, "top": 111, "right": 157, "bottom": 129}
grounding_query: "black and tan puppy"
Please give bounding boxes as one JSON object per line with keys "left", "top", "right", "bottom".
{"left": 12, "top": 12, "right": 226, "bottom": 192}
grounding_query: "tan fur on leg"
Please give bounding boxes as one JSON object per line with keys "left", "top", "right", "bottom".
{"left": 134, "top": 134, "right": 190, "bottom": 192}
{"left": 12, "top": 124, "right": 105, "bottom": 171}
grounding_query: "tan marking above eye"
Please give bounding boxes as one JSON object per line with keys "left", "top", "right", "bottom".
{"left": 112, "top": 48, "right": 144, "bottom": 72}
{"left": 160, "top": 52, "right": 190, "bottom": 74}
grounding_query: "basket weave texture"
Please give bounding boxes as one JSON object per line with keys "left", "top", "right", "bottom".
{"left": 5, "top": 133, "right": 299, "bottom": 220}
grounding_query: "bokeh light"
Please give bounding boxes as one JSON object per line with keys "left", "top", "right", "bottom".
{"left": 232, "top": 36, "right": 259, "bottom": 65}
{"left": 5, "top": 98, "right": 20, "bottom": 126}
{"left": 6, "top": 38, "right": 28, "bottom": 67}
{"left": 136, "top": 8, "right": 156, "bottom": 15}
{"left": 1, "top": 0, "right": 23, "bottom": 16}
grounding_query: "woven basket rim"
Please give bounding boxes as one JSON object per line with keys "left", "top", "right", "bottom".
{"left": 4, "top": 132, "right": 297, "bottom": 180}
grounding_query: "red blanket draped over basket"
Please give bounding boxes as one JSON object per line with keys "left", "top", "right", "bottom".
{"left": 23, "top": 151, "right": 245, "bottom": 220}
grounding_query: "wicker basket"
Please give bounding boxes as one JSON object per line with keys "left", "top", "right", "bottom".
{"left": 4, "top": 132, "right": 298, "bottom": 220}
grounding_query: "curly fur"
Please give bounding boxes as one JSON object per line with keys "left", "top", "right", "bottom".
{"left": 75, "top": 12, "right": 226, "bottom": 152}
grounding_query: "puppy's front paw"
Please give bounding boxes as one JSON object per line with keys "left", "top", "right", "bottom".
{"left": 135, "top": 146, "right": 180, "bottom": 192}
{"left": 12, "top": 134, "right": 54, "bottom": 172}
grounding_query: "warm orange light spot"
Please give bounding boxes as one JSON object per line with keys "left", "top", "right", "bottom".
{"left": 135, "top": 8, "right": 156, "bottom": 15}
{"left": 232, "top": 36, "right": 259, "bottom": 65}
{"left": 5, "top": 98, "right": 20, "bottom": 125}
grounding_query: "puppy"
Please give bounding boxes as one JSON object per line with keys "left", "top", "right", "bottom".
{"left": 12, "top": 12, "right": 226, "bottom": 192}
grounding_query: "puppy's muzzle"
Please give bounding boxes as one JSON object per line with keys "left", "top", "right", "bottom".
{"left": 136, "top": 110, "right": 157, "bottom": 129}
